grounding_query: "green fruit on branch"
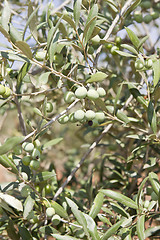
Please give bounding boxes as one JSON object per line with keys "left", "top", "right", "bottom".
{"left": 110, "top": 46, "right": 119, "bottom": 55}
{"left": 95, "top": 112, "right": 105, "bottom": 122}
{"left": 46, "top": 102, "right": 53, "bottom": 112}
{"left": 45, "top": 184, "right": 52, "bottom": 194}
{"left": 97, "top": 87, "right": 106, "bottom": 97}
{"left": 87, "top": 89, "right": 99, "bottom": 100}
{"left": 115, "top": 36, "right": 121, "bottom": 44}
{"left": 151, "top": 11, "right": 159, "bottom": 20}
{"left": 35, "top": 50, "right": 46, "bottom": 61}
{"left": 85, "top": 110, "right": 96, "bottom": 120}
{"left": 69, "top": 112, "right": 77, "bottom": 123}
{"left": 142, "top": 1, "right": 151, "bottom": 9}
{"left": 22, "top": 156, "right": 31, "bottom": 166}
{"left": 143, "top": 14, "right": 152, "bottom": 24}
{"left": 88, "top": 46, "right": 94, "bottom": 55}
{"left": 52, "top": 214, "right": 61, "bottom": 225}
{"left": 2, "top": 86, "right": 11, "bottom": 98}
{"left": 34, "top": 139, "right": 41, "bottom": 148}
{"left": 145, "top": 59, "right": 153, "bottom": 69}
{"left": 74, "top": 110, "right": 85, "bottom": 121}
{"left": 30, "top": 160, "right": 40, "bottom": 170}
{"left": 53, "top": 54, "right": 63, "bottom": 65}
{"left": 58, "top": 115, "right": 69, "bottom": 124}
{"left": 135, "top": 59, "right": 144, "bottom": 70}
{"left": 0, "top": 85, "right": 6, "bottom": 95}
{"left": 134, "top": 11, "right": 143, "bottom": 23}
{"left": 22, "top": 142, "right": 34, "bottom": 152}
{"left": 21, "top": 185, "right": 32, "bottom": 197}
{"left": 75, "top": 87, "right": 87, "bottom": 99}
{"left": 64, "top": 91, "right": 76, "bottom": 103}
{"left": 32, "top": 148, "right": 41, "bottom": 159}
{"left": 46, "top": 207, "right": 55, "bottom": 218}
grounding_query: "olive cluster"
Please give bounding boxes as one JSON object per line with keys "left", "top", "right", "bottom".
{"left": 0, "top": 84, "right": 11, "bottom": 98}
{"left": 22, "top": 139, "right": 41, "bottom": 170}
{"left": 134, "top": 58, "right": 153, "bottom": 71}
{"left": 134, "top": 1, "right": 159, "bottom": 24}
{"left": 59, "top": 86, "right": 106, "bottom": 125}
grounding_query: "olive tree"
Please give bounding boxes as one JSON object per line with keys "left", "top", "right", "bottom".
{"left": 0, "top": 0, "right": 160, "bottom": 239}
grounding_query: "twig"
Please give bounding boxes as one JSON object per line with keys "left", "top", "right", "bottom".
{"left": 94, "top": 0, "right": 133, "bottom": 67}
{"left": 53, "top": 123, "right": 113, "bottom": 201}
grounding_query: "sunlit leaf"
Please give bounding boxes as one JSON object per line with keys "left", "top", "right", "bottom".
{"left": 1, "top": 0, "right": 11, "bottom": 32}
{"left": 74, "top": 0, "right": 82, "bottom": 27}
{"left": 0, "top": 193, "right": 23, "bottom": 211}
{"left": 43, "top": 138, "right": 63, "bottom": 149}
{"left": 89, "top": 192, "right": 104, "bottom": 219}
{"left": 87, "top": 71, "right": 108, "bottom": 83}
{"left": 15, "top": 41, "right": 32, "bottom": 59}
{"left": 23, "top": 195, "right": 35, "bottom": 219}
{"left": 137, "top": 215, "right": 145, "bottom": 240}
{"left": 101, "top": 219, "right": 124, "bottom": 240}
{"left": 147, "top": 101, "right": 157, "bottom": 134}
{"left": 0, "top": 136, "right": 23, "bottom": 155}
{"left": 153, "top": 59, "right": 160, "bottom": 87}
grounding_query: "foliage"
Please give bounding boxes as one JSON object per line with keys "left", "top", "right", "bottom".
{"left": 0, "top": 0, "right": 160, "bottom": 239}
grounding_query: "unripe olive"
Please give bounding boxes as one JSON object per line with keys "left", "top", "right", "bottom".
{"left": 35, "top": 51, "right": 46, "bottom": 61}
{"left": 34, "top": 139, "right": 41, "bottom": 148}
{"left": 45, "top": 184, "right": 52, "bottom": 194}
{"left": 134, "top": 11, "right": 143, "bottom": 23}
{"left": 21, "top": 185, "right": 32, "bottom": 197}
{"left": 151, "top": 191, "right": 158, "bottom": 201}
{"left": 74, "top": 110, "right": 85, "bottom": 121}
{"left": 91, "top": 35, "right": 101, "bottom": 45}
{"left": 106, "top": 43, "right": 113, "bottom": 49}
{"left": 46, "top": 207, "right": 55, "bottom": 218}
{"left": 110, "top": 46, "right": 119, "bottom": 55}
{"left": 21, "top": 172, "right": 28, "bottom": 181}
{"left": 145, "top": 59, "right": 153, "bottom": 69}
{"left": 0, "top": 85, "right": 6, "bottom": 95}
{"left": 22, "top": 142, "right": 34, "bottom": 153}
{"left": 135, "top": 59, "right": 144, "bottom": 70}
{"left": 85, "top": 110, "right": 96, "bottom": 120}
{"left": 32, "top": 148, "right": 41, "bottom": 159}
{"left": 143, "top": 15, "right": 152, "bottom": 24}
{"left": 143, "top": 200, "right": 150, "bottom": 209}
{"left": 53, "top": 54, "right": 63, "bottom": 65}
{"left": 58, "top": 115, "right": 69, "bottom": 124}
{"left": 97, "top": 87, "right": 106, "bottom": 97}
{"left": 69, "top": 112, "right": 77, "bottom": 123}
{"left": 30, "top": 160, "right": 40, "bottom": 170}
{"left": 52, "top": 214, "right": 61, "bottom": 225}
{"left": 46, "top": 102, "right": 53, "bottom": 112}
{"left": 64, "top": 91, "right": 76, "bottom": 103}
{"left": 22, "top": 156, "right": 31, "bottom": 166}
{"left": 87, "top": 89, "right": 99, "bottom": 100}
{"left": 142, "top": 1, "right": 151, "bottom": 9}
{"left": 95, "top": 112, "right": 105, "bottom": 122}
{"left": 115, "top": 36, "right": 121, "bottom": 44}
{"left": 75, "top": 87, "right": 87, "bottom": 99}
{"left": 2, "top": 86, "right": 11, "bottom": 98}
{"left": 151, "top": 11, "right": 159, "bottom": 20}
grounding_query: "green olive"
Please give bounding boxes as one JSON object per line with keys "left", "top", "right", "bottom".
{"left": 58, "top": 115, "right": 69, "bottom": 124}
{"left": 52, "top": 214, "right": 61, "bottom": 225}
{"left": 134, "top": 11, "right": 143, "bottom": 23}
{"left": 0, "top": 85, "right": 6, "bottom": 95}
{"left": 143, "top": 15, "right": 152, "bottom": 24}
{"left": 88, "top": 46, "right": 94, "bottom": 55}
{"left": 2, "top": 86, "right": 11, "bottom": 98}
{"left": 46, "top": 102, "right": 53, "bottom": 112}
{"left": 46, "top": 207, "right": 55, "bottom": 218}
{"left": 30, "top": 160, "right": 40, "bottom": 170}
{"left": 87, "top": 89, "right": 99, "bottom": 100}
{"left": 97, "top": 87, "right": 106, "bottom": 97}
{"left": 22, "top": 156, "right": 31, "bottom": 166}
{"left": 135, "top": 59, "right": 144, "bottom": 70}
{"left": 64, "top": 91, "right": 76, "bottom": 103}
{"left": 75, "top": 87, "right": 87, "bottom": 99}
{"left": 85, "top": 110, "right": 95, "bottom": 120}
{"left": 95, "top": 112, "right": 105, "bottom": 122}
{"left": 74, "top": 110, "right": 85, "bottom": 121}
{"left": 22, "top": 142, "right": 34, "bottom": 153}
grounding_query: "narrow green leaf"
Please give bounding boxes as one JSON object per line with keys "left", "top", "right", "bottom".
{"left": 33, "top": 107, "right": 43, "bottom": 116}
{"left": 153, "top": 59, "right": 160, "bottom": 87}
{"left": 66, "top": 197, "right": 90, "bottom": 238}
{"left": 147, "top": 101, "right": 157, "bottom": 134}
{"left": 84, "top": 4, "right": 98, "bottom": 44}
{"left": 128, "top": 83, "right": 148, "bottom": 108}
{"left": 98, "top": 214, "right": 112, "bottom": 226}
{"left": 1, "top": 0, "right": 11, "bottom": 32}
{"left": 0, "top": 193, "right": 23, "bottom": 211}
{"left": 137, "top": 215, "right": 145, "bottom": 240}
{"left": 116, "top": 110, "right": 130, "bottom": 124}
{"left": 0, "top": 51, "right": 30, "bottom": 63}
{"left": 0, "top": 25, "right": 10, "bottom": 40}
{"left": 9, "top": 23, "right": 22, "bottom": 43}
{"left": 17, "top": 62, "right": 31, "bottom": 93}
{"left": 94, "top": 98, "right": 107, "bottom": 112}
{"left": 114, "top": 84, "right": 122, "bottom": 113}
{"left": 38, "top": 72, "right": 51, "bottom": 86}
{"left": 51, "top": 201, "right": 69, "bottom": 220}
{"left": 23, "top": 195, "right": 35, "bottom": 219}
{"left": 104, "top": 0, "right": 118, "bottom": 12}
{"left": 149, "top": 172, "right": 160, "bottom": 195}
{"left": 87, "top": 71, "right": 108, "bottom": 83}
{"left": 56, "top": 12, "right": 76, "bottom": 30}
{"left": 0, "top": 154, "right": 18, "bottom": 174}
{"left": 111, "top": 202, "right": 130, "bottom": 218}
{"left": 0, "top": 136, "right": 23, "bottom": 155}
{"left": 124, "top": 0, "right": 141, "bottom": 17}
{"left": 0, "top": 198, "right": 15, "bottom": 214}
{"left": 121, "top": 44, "right": 138, "bottom": 55}
{"left": 27, "top": 2, "right": 38, "bottom": 41}
{"left": 40, "top": 225, "right": 59, "bottom": 235}
{"left": 83, "top": 213, "right": 100, "bottom": 240}
{"left": 125, "top": 27, "right": 143, "bottom": 52}
{"left": 137, "top": 177, "right": 149, "bottom": 206}
{"left": 51, "top": 234, "right": 79, "bottom": 240}
{"left": 33, "top": 171, "right": 56, "bottom": 183}
{"left": 43, "top": 138, "right": 63, "bottom": 149}
{"left": 18, "top": 226, "right": 32, "bottom": 240}
{"left": 137, "top": 35, "right": 149, "bottom": 50}
{"left": 74, "top": 0, "right": 82, "bottom": 27}
{"left": 100, "top": 189, "right": 138, "bottom": 209}
{"left": 145, "top": 226, "right": 160, "bottom": 238}
{"left": 101, "top": 219, "right": 124, "bottom": 240}
{"left": 115, "top": 50, "right": 136, "bottom": 58}
{"left": 15, "top": 41, "right": 32, "bottom": 59}
{"left": 89, "top": 192, "right": 104, "bottom": 219}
